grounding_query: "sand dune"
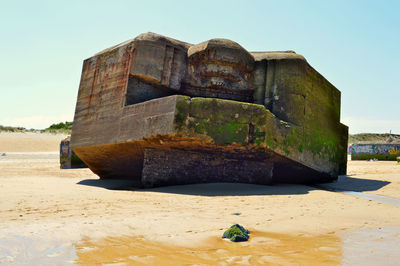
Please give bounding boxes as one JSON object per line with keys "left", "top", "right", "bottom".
{"left": 0, "top": 132, "right": 68, "bottom": 152}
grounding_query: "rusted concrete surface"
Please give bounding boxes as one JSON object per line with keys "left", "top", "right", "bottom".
{"left": 70, "top": 32, "right": 347, "bottom": 187}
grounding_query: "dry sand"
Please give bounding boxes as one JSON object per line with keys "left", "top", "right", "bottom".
{"left": 0, "top": 132, "right": 400, "bottom": 264}
{"left": 0, "top": 132, "right": 69, "bottom": 152}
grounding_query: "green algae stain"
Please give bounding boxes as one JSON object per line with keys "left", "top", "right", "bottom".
{"left": 191, "top": 120, "right": 248, "bottom": 145}
{"left": 192, "top": 120, "right": 209, "bottom": 134}
{"left": 71, "top": 153, "right": 84, "bottom": 165}
{"left": 222, "top": 224, "right": 250, "bottom": 242}
{"left": 303, "top": 127, "right": 344, "bottom": 165}
{"left": 282, "top": 127, "right": 301, "bottom": 156}
{"left": 174, "top": 96, "right": 190, "bottom": 130}
{"left": 176, "top": 97, "right": 253, "bottom": 145}
{"left": 215, "top": 122, "right": 248, "bottom": 144}
{"left": 254, "top": 130, "right": 266, "bottom": 146}
{"left": 174, "top": 96, "right": 345, "bottom": 173}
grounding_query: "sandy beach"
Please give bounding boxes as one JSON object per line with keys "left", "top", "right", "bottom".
{"left": 1, "top": 132, "right": 400, "bottom": 264}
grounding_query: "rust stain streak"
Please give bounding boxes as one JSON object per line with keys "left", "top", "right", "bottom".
{"left": 87, "top": 67, "right": 98, "bottom": 115}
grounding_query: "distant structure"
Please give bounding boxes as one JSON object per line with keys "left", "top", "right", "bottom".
{"left": 70, "top": 32, "right": 348, "bottom": 187}
{"left": 60, "top": 137, "right": 87, "bottom": 169}
{"left": 350, "top": 142, "right": 400, "bottom": 161}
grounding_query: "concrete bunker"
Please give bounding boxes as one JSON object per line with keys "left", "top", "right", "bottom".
{"left": 70, "top": 32, "right": 348, "bottom": 187}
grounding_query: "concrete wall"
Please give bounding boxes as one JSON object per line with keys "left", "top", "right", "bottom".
{"left": 60, "top": 138, "right": 87, "bottom": 169}
{"left": 71, "top": 34, "right": 190, "bottom": 150}
{"left": 251, "top": 52, "right": 347, "bottom": 175}
{"left": 351, "top": 144, "right": 400, "bottom": 160}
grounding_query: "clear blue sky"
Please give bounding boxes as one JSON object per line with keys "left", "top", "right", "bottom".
{"left": 1, "top": 0, "right": 399, "bottom": 133}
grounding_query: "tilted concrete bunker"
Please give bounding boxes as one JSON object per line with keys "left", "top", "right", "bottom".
{"left": 70, "top": 32, "right": 348, "bottom": 187}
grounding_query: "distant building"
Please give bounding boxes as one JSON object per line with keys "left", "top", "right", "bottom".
{"left": 350, "top": 142, "right": 400, "bottom": 161}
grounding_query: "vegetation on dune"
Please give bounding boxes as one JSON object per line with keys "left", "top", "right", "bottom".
{"left": 0, "top": 121, "right": 72, "bottom": 134}
{"left": 349, "top": 133, "right": 400, "bottom": 144}
{"left": 0, "top": 125, "right": 31, "bottom": 132}
{"left": 43, "top": 121, "right": 72, "bottom": 133}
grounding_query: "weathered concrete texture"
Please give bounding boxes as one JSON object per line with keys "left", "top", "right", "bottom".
{"left": 174, "top": 96, "right": 346, "bottom": 177}
{"left": 73, "top": 95, "right": 342, "bottom": 186}
{"left": 142, "top": 148, "right": 274, "bottom": 187}
{"left": 70, "top": 32, "right": 348, "bottom": 187}
{"left": 184, "top": 39, "right": 255, "bottom": 102}
{"left": 141, "top": 147, "right": 332, "bottom": 187}
{"left": 351, "top": 143, "right": 400, "bottom": 161}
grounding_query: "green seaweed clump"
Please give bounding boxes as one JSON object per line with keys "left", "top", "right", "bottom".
{"left": 222, "top": 224, "right": 250, "bottom": 242}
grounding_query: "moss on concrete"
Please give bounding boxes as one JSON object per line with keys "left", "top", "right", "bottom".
{"left": 257, "top": 58, "right": 347, "bottom": 175}
{"left": 175, "top": 96, "right": 190, "bottom": 130}
{"left": 71, "top": 152, "right": 85, "bottom": 166}
{"left": 174, "top": 95, "right": 347, "bottom": 177}
{"left": 60, "top": 152, "right": 86, "bottom": 168}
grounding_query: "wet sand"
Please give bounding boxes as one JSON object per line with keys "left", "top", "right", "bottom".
{"left": 75, "top": 231, "right": 341, "bottom": 265}
{"left": 0, "top": 132, "right": 400, "bottom": 264}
